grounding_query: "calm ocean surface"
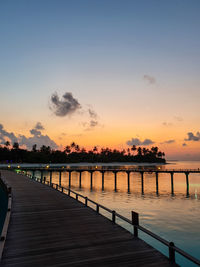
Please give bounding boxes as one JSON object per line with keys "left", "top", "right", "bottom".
{"left": 31, "top": 161, "right": 200, "bottom": 267}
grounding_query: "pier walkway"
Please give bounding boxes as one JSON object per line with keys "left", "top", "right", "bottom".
{"left": 0, "top": 171, "right": 178, "bottom": 267}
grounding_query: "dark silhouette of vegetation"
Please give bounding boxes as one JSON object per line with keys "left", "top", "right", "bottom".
{"left": 0, "top": 142, "right": 165, "bottom": 164}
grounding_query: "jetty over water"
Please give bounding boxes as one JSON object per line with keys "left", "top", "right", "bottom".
{"left": 7, "top": 165, "right": 200, "bottom": 197}
{"left": 0, "top": 170, "right": 179, "bottom": 267}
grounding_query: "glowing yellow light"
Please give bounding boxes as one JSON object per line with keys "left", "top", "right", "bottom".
{"left": 46, "top": 165, "right": 49, "bottom": 168}
{"left": 158, "top": 167, "right": 160, "bottom": 170}
{"left": 95, "top": 166, "right": 98, "bottom": 169}
{"left": 8, "top": 165, "right": 11, "bottom": 168}
{"left": 17, "top": 165, "right": 20, "bottom": 168}
{"left": 62, "top": 166, "right": 64, "bottom": 169}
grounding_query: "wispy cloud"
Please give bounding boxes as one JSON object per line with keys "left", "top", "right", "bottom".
{"left": 174, "top": 116, "right": 183, "bottom": 122}
{"left": 35, "top": 122, "right": 44, "bottom": 130}
{"left": 184, "top": 132, "right": 200, "bottom": 141}
{"left": 160, "top": 139, "right": 175, "bottom": 144}
{"left": 162, "top": 122, "right": 173, "bottom": 127}
{"left": 143, "top": 74, "right": 156, "bottom": 84}
{"left": 126, "top": 137, "right": 154, "bottom": 146}
{"left": 83, "top": 120, "right": 99, "bottom": 131}
{"left": 86, "top": 108, "right": 99, "bottom": 130}
{"left": 88, "top": 108, "right": 98, "bottom": 119}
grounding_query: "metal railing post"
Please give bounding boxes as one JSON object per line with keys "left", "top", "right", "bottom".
{"left": 132, "top": 211, "right": 139, "bottom": 237}
{"left": 169, "top": 242, "right": 175, "bottom": 263}
{"left": 96, "top": 204, "right": 99, "bottom": 213}
{"left": 85, "top": 197, "right": 88, "bottom": 206}
{"left": 112, "top": 210, "right": 116, "bottom": 223}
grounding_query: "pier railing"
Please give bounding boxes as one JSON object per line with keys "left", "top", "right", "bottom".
{"left": 0, "top": 173, "right": 12, "bottom": 261}
{"left": 26, "top": 173, "right": 200, "bottom": 266}
{"left": 3, "top": 165, "right": 200, "bottom": 173}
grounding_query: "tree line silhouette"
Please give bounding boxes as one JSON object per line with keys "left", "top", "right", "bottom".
{"left": 0, "top": 141, "right": 165, "bottom": 163}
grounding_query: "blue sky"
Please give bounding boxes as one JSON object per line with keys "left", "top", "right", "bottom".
{"left": 0, "top": 0, "right": 200, "bottom": 159}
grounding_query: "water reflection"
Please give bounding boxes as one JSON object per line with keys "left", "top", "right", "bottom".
{"left": 32, "top": 169, "right": 200, "bottom": 199}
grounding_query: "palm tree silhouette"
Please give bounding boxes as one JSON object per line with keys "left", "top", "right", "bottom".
{"left": 131, "top": 145, "right": 137, "bottom": 155}
{"left": 64, "top": 145, "right": 71, "bottom": 154}
{"left": 5, "top": 141, "right": 10, "bottom": 149}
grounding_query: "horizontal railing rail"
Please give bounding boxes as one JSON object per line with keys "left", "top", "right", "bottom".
{"left": 24, "top": 173, "right": 200, "bottom": 266}
{"left": 3, "top": 165, "right": 200, "bottom": 173}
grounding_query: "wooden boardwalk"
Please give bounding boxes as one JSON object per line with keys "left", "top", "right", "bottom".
{"left": 0, "top": 171, "right": 178, "bottom": 267}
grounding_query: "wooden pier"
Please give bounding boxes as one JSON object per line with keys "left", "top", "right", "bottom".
{"left": 0, "top": 170, "right": 179, "bottom": 267}
{"left": 10, "top": 166, "right": 200, "bottom": 197}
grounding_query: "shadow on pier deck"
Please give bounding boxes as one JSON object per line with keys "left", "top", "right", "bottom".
{"left": 0, "top": 171, "right": 178, "bottom": 267}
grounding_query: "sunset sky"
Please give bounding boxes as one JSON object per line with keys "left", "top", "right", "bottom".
{"left": 0, "top": 0, "right": 200, "bottom": 160}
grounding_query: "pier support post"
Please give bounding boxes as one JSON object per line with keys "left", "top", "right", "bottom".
{"left": 40, "top": 170, "right": 43, "bottom": 183}
{"left": 140, "top": 172, "right": 144, "bottom": 194}
{"left": 32, "top": 170, "right": 35, "bottom": 179}
{"left": 114, "top": 171, "right": 117, "bottom": 191}
{"left": 68, "top": 171, "right": 71, "bottom": 188}
{"left": 59, "top": 171, "right": 62, "bottom": 186}
{"left": 50, "top": 171, "right": 52, "bottom": 185}
{"left": 156, "top": 172, "right": 159, "bottom": 195}
{"left": 185, "top": 172, "right": 189, "bottom": 196}
{"left": 79, "top": 171, "right": 82, "bottom": 188}
{"left": 127, "top": 171, "right": 130, "bottom": 193}
{"left": 90, "top": 171, "right": 93, "bottom": 190}
{"left": 170, "top": 172, "right": 174, "bottom": 195}
{"left": 101, "top": 171, "right": 105, "bottom": 191}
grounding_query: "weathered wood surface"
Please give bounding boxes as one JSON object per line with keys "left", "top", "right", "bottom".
{"left": 0, "top": 171, "right": 178, "bottom": 267}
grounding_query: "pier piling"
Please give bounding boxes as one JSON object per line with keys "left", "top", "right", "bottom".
{"left": 90, "top": 171, "right": 93, "bottom": 190}
{"left": 68, "top": 171, "right": 71, "bottom": 187}
{"left": 101, "top": 171, "right": 105, "bottom": 190}
{"left": 79, "top": 171, "right": 82, "bottom": 188}
{"left": 59, "top": 171, "right": 62, "bottom": 186}
{"left": 40, "top": 170, "right": 43, "bottom": 183}
{"left": 114, "top": 171, "right": 117, "bottom": 191}
{"left": 127, "top": 171, "right": 130, "bottom": 192}
{"left": 156, "top": 172, "right": 159, "bottom": 195}
{"left": 170, "top": 172, "right": 174, "bottom": 195}
{"left": 185, "top": 172, "right": 189, "bottom": 196}
{"left": 140, "top": 172, "right": 144, "bottom": 194}
{"left": 49, "top": 171, "right": 52, "bottom": 185}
